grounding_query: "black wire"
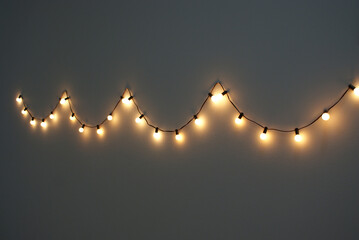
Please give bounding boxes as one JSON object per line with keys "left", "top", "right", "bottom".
{"left": 18, "top": 82, "right": 353, "bottom": 134}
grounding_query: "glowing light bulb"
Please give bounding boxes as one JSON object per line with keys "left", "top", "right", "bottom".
{"left": 79, "top": 124, "right": 85, "bottom": 133}
{"left": 30, "top": 117, "right": 36, "bottom": 126}
{"left": 193, "top": 115, "right": 202, "bottom": 126}
{"left": 107, "top": 114, "right": 113, "bottom": 121}
{"left": 209, "top": 90, "right": 227, "bottom": 103}
{"left": 153, "top": 127, "right": 160, "bottom": 139}
{"left": 294, "top": 128, "right": 302, "bottom": 142}
{"left": 175, "top": 129, "right": 182, "bottom": 141}
{"left": 21, "top": 108, "right": 28, "bottom": 115}
{"left": 60, "top": 98, "right": 66, "bottom": 104}
{"left": 135, "top": 114, "right": 144, "bottom": 123}
{"left": 16, "top": 95, "right": 22, "bottom": 103}
{"left": 349, "top": 84, "right": 359, "bottom": 96}
{"left": 322, "top": 111, "right": 330, "bottom": 121}
{"left": 40, "top": 119, "right": 47, "bottom": 128}
{"left": 260, "top": 127, "right": 268, "bottom": 140}
{"left": 96, "top": 125, "right": 103, "bottom": 135}
{"left": 49, "top": 112, "right": 55, "bottom": 119}
{"left": 69, "top": 113, "right": 75, "bottom": 121}
{"left": 122, "top": 96, "right": 133, "bottom": 104}
{"left": 235, "top": 113, "right": 244, "bottom": 125}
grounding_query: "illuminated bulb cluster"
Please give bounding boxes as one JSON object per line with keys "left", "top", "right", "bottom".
{"left": 209, "top": 90, "right": 228, "bottom": 103}
{"left": 16, "top": 82, "right": 359, "bottom": 145}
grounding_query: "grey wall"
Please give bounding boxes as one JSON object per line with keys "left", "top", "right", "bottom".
{"left": 1, "top": 0, "right": 359, "bottom": 239}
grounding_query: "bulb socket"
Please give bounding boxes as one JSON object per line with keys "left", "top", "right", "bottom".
{"left": 155, "top": 127, "right": 159, "bottom": 133}
{"left": 239, "top": 112, "right": 244, "bottom": 119}
{"left": 193, "top": 115, "right": 198, "bottom": 119}
{"left": 295, "top": 128, "right": 299, "bottom": 135}
{"left": 349, "top": 84, "right": 356, "bottom": 90}
{"left": 97, "top": 125, "right": 100, "bottom": 129}
{"left": 128, "top": 96, "right": 133, "bottom": 100}
{"left": 221, "top": 90, "right": 228, "bottom": 95}
{"left": 175, "top": 129, "right": 179, "bottom": 135}
{"left": 208, "top": 93, "right": 213, "bottom": 97}
{"left": 263, "top": 127, "right": 268, "bottom": 134}
{"left": 139, "top": 114, "right": 144, "bottom": 119}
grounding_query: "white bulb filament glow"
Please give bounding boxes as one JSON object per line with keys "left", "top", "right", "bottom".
{"left": 322, "top": 112, "right": 330, "bottom": 121}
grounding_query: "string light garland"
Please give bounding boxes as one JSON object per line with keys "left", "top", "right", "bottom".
{"left": 16, "top": 82, "right": 359, "bottom": 143}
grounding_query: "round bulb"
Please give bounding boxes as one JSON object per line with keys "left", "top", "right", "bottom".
{"left": 235, "top": 117, "right": 242, "bottom": 125}
{"left": 70, "top": 114, "right": 75, "bottom": 121}
{"left": 122, "top": 98, "right": 131, "bottom": 104}
{"left": 30, "top": 119, "right": 36, "bottom": 126}
{"left": 135, "top": 117, "right": 142, "bottom": 123}
{"left": 260, "top": 133, "right": 267, "bottom": 140}
{"left": 97, "top": 128, "right": 103, "bottom": 135}
{"left": 107, "top": 115, "right": 113, "bottom": 121}
{"left": 211, "top": 93, "right": 223, "bottom": 103}
{"left": 295, "top": 134, "right": 302, "bottom": 142}
{"left": 49, "top": 113, "right": 55, "bottom": 119}
{"left": 21, "top": 109, "right": 27, "bottom": 115}
{"left": 322, "top": 112, "right": 330, "bottom": 121}
{"left": 153, "top": 132, "right": 160, "bottom": 139}
{"left": 175, "top": 134, "right": 182, "bottom": 141}
{"left": 79, "top": 127, "right": 84, "bottom": 133}
{"left": 16, "top": 96, "right": 22, "bottom": 103}
{"left": 40, "top": 121, "right": 46, "bottom": 128}
{"left": 60, "top": 98, "right": 66, "bottom": 104}
{"left": 194, "top": 118, "right": 202, "bottom": 126}
{"left": 354, "top": 88, "right": 359, "bottom": 96}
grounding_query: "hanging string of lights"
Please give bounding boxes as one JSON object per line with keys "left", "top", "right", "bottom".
{"left": 16, "top": 82, "right": 359, "bottom": 142}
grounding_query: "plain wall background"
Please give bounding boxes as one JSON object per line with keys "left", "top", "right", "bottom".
{"left": 1, "top": 0, "right": 359, "bottom": 239}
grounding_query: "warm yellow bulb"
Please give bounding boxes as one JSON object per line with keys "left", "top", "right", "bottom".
{"left": 60, "top": 98, "right": 66, "bottom": 104}
{"left": 260, "top": 133, "right": 267, "bottom": 140}
{"left": 49, "top": 113, "right": 55, "bottom": 119}
{"left": 21, "top": 108, "right": 27, "bottom": 115}
{"left": 153, "top": 132, "right": 160, "bottom": 139}
{"left": 295, "top": 134, "right": 302, "bottom": 142}
{"left": 97, "top": 128, "right": 103, "bottom": 135}
{"left": 211, "top": 93, "right": 223, "bottom": 103}
{"left": 135, "top": 117, "right": 142, "bottom": 123}
{"left": 79, "top": 127, "right": 84, "bottom": 133}
{"left": 30, "top": 118, "right": 36, "bottom": 126}
{"left": 175, "top": 134, "right": 182, "bottom": 141}
{"left": 322, "top": 112, "right": 330, "bottom": 121}
{"left": 16, "top": 96, "right": 22, "bottom": 103}
{"left": 70, "top": 114, "right": 75, "bottom": 121}
{"left": 122, "top": 97, "right": 131, "bottom": 104}
{"left": 194, "top": 118, "right": 202, "bottom": 126}
{"left": 235, "top": 117, "right": 242, "bottom": 125}
{"left": 354, "top": 88, "right": 359, "bottom": 96}
{"left": 40, "top": 121, "right": 47, "bottom": 128}
{"left": 107, "top": 115, "right": 113, "bottom": 121}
